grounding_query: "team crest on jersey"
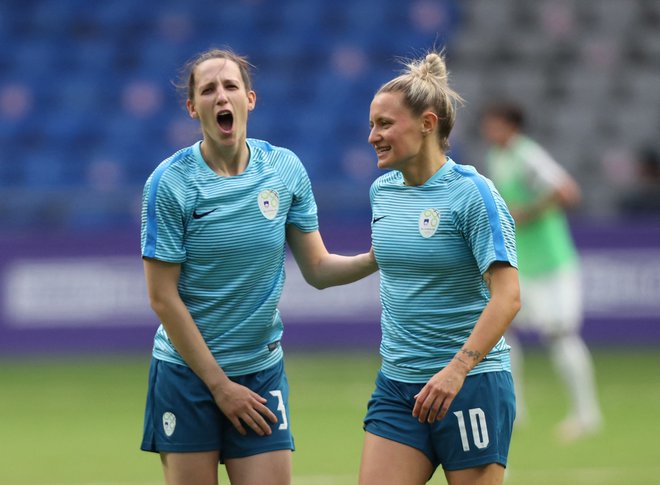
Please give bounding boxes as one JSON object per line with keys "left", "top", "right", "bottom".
{"left": 162, "top": 412, "right": 176, "bottom": 437}
{"left": 418, "top": 208, "right": 440, "bottom": 238}
{"left": 258, "top": 189, "right": 279, "bottom": 220}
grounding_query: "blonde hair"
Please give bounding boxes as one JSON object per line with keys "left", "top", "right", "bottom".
{"left": 378, "top": 51, "right": 463, "bottom": 151}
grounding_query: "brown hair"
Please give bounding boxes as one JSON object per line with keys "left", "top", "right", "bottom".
{"left": 175, "top": 48, "right": 254, "bottom": 103}
{"left": 482, "top": 102, "right": 525, "bottom": 130}
{"left": 377, "top": 50, "right": 463, "bottom": 151}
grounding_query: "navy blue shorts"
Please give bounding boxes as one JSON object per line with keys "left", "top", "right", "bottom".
{"left": 140, "top": 358, "right": 294, "bottom": 460}
{"left": 364, "top": 371, "right": 515, "bottom": 471}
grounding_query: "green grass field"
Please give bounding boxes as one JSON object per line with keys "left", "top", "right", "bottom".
{"left": 1, "top": 348, "right": 659, "bottom": 484}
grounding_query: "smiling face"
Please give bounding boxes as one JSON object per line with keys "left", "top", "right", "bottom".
{"left": 186, "top": 57, "right": 256, "bottom": 149}
{"left": 368, "top": 91, "right": 426, "bottom": 171}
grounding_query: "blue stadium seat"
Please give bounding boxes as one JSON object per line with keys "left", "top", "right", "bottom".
{"left": 17, "top": 1, "right": 658, "bottom": 229}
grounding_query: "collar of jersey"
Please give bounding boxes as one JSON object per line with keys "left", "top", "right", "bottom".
{"left": 402, "top": 157, "right": 456, "bottom": 187}
{"left": 192, "top": 140, "right": 255, "bottom": 178}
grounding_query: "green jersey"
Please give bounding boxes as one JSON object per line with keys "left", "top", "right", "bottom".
{"left": 486, "top": 134, "right": 577, "bottom": 277}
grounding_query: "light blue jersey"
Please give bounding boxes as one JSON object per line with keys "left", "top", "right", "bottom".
{"left": 370, "top": 159, "right": 518, "bottom": 383}
{"left": 141, "top": 139, "right": 318, "bottom": 376}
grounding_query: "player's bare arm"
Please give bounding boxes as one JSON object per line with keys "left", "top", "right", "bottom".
{"left": 286, "top": 226, "right": 378, "bottom": 289}
{"left": 459, "top": 263, "right": 520, "bottom": 369}
{"left": 413, "top": 263, "right": 520, "bottom": 424}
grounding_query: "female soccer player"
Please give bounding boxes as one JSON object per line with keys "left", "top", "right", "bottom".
{"left": 481, "top": 102, "right": 602, "bottom": 441}
{"left": 140, "top": 48, "right": 377, "bottom": 485}
{"left": 360, "top": 51, "right": 521, "bottom": 485}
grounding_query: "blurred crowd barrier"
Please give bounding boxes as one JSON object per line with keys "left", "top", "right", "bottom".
{"left": 1, "top": 220, "right": 658, "bottom": 354}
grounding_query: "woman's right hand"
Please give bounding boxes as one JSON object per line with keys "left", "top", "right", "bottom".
{"left": 211, "top": 380, "right": 278, "bottom": 436}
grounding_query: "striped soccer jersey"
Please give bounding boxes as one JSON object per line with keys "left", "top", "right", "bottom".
{"left": 141, "top": 139, "right": 318, "bottom": 376}
{"left": 370, "top": 158, "right": 518, "bottom": 383}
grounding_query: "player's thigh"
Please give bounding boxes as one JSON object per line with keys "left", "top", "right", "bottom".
{"left": 221, "top": 360, "right": 295, "bottom": 460}
{"left": 141, "top": 359, "right": 223, "bottom": 454}
{"left": 160, "top": 450, "right": 220, "bottom": 485}
{"left": 225, "top": 449, "right": 291, "bottom": 485}
{"left": 359, "top": 432, "right": 433, "bottom": 485}
{"left": 444, "top": 463, "right": 505, "bottom": 485}
{"left": 435, "top": 372, "right": 515, "bottom": 472}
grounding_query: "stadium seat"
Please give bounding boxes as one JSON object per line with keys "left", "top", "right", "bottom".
{"left": 2, "top": 0, "right": 658, "bottom": 229}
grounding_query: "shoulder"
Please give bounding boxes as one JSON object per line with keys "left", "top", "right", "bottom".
{"left": 515, "top": 134, "right": 543, "bottom": 152}
{"left": 147, "top": 144, "right": 198, "bottom": 188}
{"left": 248, "top": 138, "right": 302, "bottom": 169}
{"left": 143, "top": 144, "right": 199, "bottom": 206}
{"left": 446, "top": 162, "right": 499, "bottom": 208}
{"left": 448, "top": 162, "right": 492, "bottom": 192}
{"left": 370, "top": 171, "right": 401, "bottom": 198}
{"left": 515, "top": 135, "right": 566, "bottom": 178}
{"left": 248, "top": 139, "right": 312, "bottom": 193}
{"left": 516, "top": 135, "right": 555, "bottom": 165}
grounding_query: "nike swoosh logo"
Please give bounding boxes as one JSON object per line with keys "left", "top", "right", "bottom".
{"left": 192, "top": 208, "right": 218, "bottom": 219}
{"left": 372, "top": 215, "right": 387, "bottom": 223}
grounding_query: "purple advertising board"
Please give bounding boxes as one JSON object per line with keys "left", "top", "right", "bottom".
{"left": 0, "top": 218, "right": 659, "bottom": 355}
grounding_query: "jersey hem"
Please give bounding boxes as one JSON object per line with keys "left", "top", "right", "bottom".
{"left": 152, "top": 349, "right": 284, "bottom": 377}
{"left": 140, "top": 441, "right": 220, "bottom": 453}
{"left": 141, "top": 254, "right": 186, "bottom": 264}
{"left": 220, "top": 441, "right": 296, "bottom": 461}
{"left": 286, "top": 220, "right": 319, "bottom": 233}
{"left": 441, "top": 454, "right": 507, "bottom": 471}
{"left": 380, "top": 362, "right": 511, "bottom": 384}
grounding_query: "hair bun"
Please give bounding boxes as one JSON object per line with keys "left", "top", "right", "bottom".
{"left": 423, "top": 53, "right": 447, "bottom": 82}
{"left": 406, "top": 52, "right": 448, "bottom": 84}
{"left": 377, "top": 49, "right": 463, "bottom": 151}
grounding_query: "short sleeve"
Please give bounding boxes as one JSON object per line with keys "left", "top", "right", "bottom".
{"left": 284, "top": 153, "right": 319, "bottom": 232}
{"left": 453, "top": 173, "right": 518, "bottom": 275}
{"left": 140, "top": 165, "right": 188, "bottom": 262}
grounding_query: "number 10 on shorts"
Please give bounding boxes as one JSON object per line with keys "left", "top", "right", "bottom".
{"left": 453, "top": 408, "right": 489, "bottom": 451}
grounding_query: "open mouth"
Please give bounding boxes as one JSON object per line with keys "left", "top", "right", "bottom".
{"left": 375, "top": 145, "right": 391, "bottom": 155}
{"left": 216, "top": 111, "right": 234, "bottom": 133}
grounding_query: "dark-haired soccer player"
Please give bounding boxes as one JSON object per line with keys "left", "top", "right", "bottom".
{"left": 481, "top": 101, "right": 602, "bottom": 442}
{"left": 140, "top": 48, "right": 377, "bottom": 485}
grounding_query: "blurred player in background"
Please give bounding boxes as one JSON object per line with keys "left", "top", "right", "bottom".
{"left": 360, "top": 51, "right": 520, "bottom": 485}
{"left": 481, "top": 102, "right": 603, "bottom": 442}
{"left": 140, "top": 48, "right": 377, "bottom": 485}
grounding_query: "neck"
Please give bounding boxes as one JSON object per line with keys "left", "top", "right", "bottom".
{"left": 200, "top": 138, "right": 249, "bottom": 176}
{"left": 501, "top": 131, "right": 519, "bottom": 148}
{"left": 402, "top": 145, "right": 447, "bottom": 186}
